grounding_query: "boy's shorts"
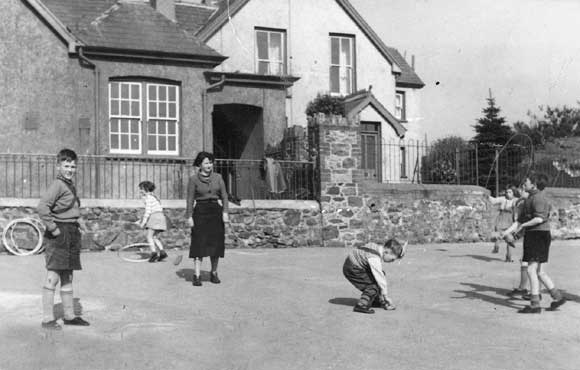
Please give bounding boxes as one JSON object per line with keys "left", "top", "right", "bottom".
{"left": 44, "top": 222, "right": 82, "bottom": 270}
{"left": 522, "top": 230, "right": 551, "bottom": 263}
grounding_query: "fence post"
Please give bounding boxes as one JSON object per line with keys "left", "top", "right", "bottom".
{"left": 495, "top": 148, "right": 500, "bottom": 196}
{"left": 455, "top": 147, "right": 460, "bottom": 185}
{"left": 475, "top": 143, "right": 479, "bottom": 186}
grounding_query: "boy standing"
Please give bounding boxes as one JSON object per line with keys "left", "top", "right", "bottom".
{"left": 515, "top": 173, "right": 566, "bottom": 313}
{"left": 37, "top": 149, "right": 89, "bottom": 329}
{"left": 343, "top": 239, "right": 406, "bottom": 314}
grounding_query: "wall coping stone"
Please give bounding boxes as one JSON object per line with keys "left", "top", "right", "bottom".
{"left": 0, "top": 198, "right": 319, "bottom": 210}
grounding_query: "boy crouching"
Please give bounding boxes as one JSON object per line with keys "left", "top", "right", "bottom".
{"left": 343, "top": 239, "right": 406, "bottom": 314}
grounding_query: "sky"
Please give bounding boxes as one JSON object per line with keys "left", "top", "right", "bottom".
{"left": 350, "top": 0, "right": 580, "bottom": 142}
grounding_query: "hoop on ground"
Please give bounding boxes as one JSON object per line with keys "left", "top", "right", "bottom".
{"left": 2, "top": 218, "right": 45, "bottom": 256}
{"left": 118, "top": 243, "right": 153, "bottom": 263}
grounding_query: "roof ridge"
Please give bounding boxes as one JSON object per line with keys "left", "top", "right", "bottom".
{"left": 90, "top": 2, "right": 121, "bottom": 28}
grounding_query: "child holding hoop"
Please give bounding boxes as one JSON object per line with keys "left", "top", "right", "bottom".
{"left": 137, "top": 181, "right": 168, "bottom": 263}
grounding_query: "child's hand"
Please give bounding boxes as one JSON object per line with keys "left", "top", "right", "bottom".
{"left": 51, "top": 228, "right": 61, "bottom": 237}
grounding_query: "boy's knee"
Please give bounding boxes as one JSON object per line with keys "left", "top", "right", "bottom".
{"left": 44, "top": 271, "right": 60, "bottom": 289}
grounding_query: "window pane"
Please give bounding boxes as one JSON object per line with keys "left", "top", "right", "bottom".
{"left": 111, "top": 101, "right": 119, "bottom": 116}
{"left": 121, "top": 101, "right": 130, "bottom": 116}
{"left": 149, "top": 85, "right": 156, "bottom": 100}
{"left": 131, "top": 102, "right": 140, "bottom": 116}
{"left": 168, "top": 86, "right": 176, "bottom": 101}
{"left": 159, "top": 122, "right": 166, "bottom": 135}
{"left": 110, "top": 83, "right": 119, "bottom": 99}
{"left": 131, "top": 85, "right": 139, "bottom": 99}
{"left": 111, "top": 134, "right": 119, "bottom": 149}
{"left": 159, "top": 103, "right": 166, "bottom": 117}
{"left": 121, "top": 119, "right": 129, "bottom": 132}
{"left": 168, "top": 122, "right": 176, "bottom": 135}
{"left": 168, "top": 136, "right": 176, "bottom": 151}
{"left": 168, "top": 103, "right": 176, "bottom": 118}
{"left": 148, "top": 121, "right": 156, "bottom": 134}
{"left": 345, "top": 67, "right": 351, "bottom": 93}
{"left": 341, "top": 38, "right": 351, "bottom": 64}
{"left": 158, "top": 138, "right": 166, "bottom": 151}
{"left": 149, "top": 102, "right": 157, "bottom": 117}
{"left": 131, "top": 134, "right": 139, "bottom": 149}
{"left": 258, "top": 61, "right": 269, "bottom": 75}
{"left": 148, "top": 135, "right": 156, "bottom": 150}
{"left": 256, "top": 31, "right": 268, "bottom": 59}
{"left": 270, "top": 32, "right": 282, "bottom": 59}
{"left": 121, "top": 84, "right": 129, "bottom": 99}
{"left": 121, "top": 135, "right": 129, "bottom": 149}
{"left": 330, "top": 66, "right": 339, "bottom": 93}
{"left": 110, "top": 119, "right": 119, "bottom": 132}
{"left": 130, "top": 119, "right": 139, "bottom": 133}
{"left": 159, "top": 86, "right": 166, "bottom": 100}
{"left": 330, "top": 37, "right": 339, "bottom": 64}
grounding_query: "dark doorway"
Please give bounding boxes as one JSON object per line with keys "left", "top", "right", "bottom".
{"left": 212, "top": 104, "right": 264, "bottom": 198}
{"left": 360, "top": 121, "right": 382, "bottom": 182}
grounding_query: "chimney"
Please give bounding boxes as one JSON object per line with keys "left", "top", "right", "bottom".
{"left": 150, "top": 0, "right": 175, "bottom": 22}
{"left": 411, "top": 55, "right": 415, "bottom": 71}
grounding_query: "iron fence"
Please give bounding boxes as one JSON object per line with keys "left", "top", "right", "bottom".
{"left": 0, "top": 154, "right": 316, "bottom": 201}
{"left": 373, "top": 141, "right": 580, "bottom": 194}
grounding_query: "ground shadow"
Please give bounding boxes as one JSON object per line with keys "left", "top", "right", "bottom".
{"left": 328, "top": 297, "right": 358, "bottom": 307}
{"left": 452, "top": 282, "right": 526, "bottom": 310}
{"left": 560, "top": 289, "right": 580, "bottom": 304}
{"left": 175, "top": 269, "right": 212, "bottom": 282}
{"left": 53, "top": 298, "right": 83, "bottom": 319}
{"left": 450, "top": 254, "right": 504, "bottom": 262}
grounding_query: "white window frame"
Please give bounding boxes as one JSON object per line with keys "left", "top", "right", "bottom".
{"left": 255, "top": 28, "right": 286, "bottom": 76}
{"left": 146, "top": 83, "right": 180, "bottom": 156}
{"left": 109, "top": 82, "right": 142, "bottom": 155}
{"left": 329, "top": 34, "right": 354, "bottom": 95}
{"left": 395, "top": 91, "right": 406, "bottom": 121}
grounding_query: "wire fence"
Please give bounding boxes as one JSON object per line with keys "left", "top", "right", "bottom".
{"left": 0, "top": 154, "right": 316, "bottom": 201}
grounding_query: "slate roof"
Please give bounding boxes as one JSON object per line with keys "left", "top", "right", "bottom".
{"left": 343, "top": 89, "right": 406, "bottom": 138}
{"left": 39, "top": 0, "right": 223, "bottom": 59}
{"left": 387, "top": 47, "right": 425, "bottom": 88}
{"left": 175, "top": 3, "right": 217, "bottom": 34}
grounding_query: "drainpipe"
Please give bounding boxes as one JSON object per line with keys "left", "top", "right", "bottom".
{"left": 201, "top": 74, "right": 226, "bottom": 151}
{"left": 78, "top": 47, "right": 100, "bottom": 156}
{"left": 78, "top": 47, "right": 101, "bottom": 197}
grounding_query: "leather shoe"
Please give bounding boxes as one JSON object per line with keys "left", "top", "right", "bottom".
{"left": 210, "top": 272, "right": 221, "bottom": 284}
{"left": 548, "top": 297, "right": 567, "bottom": 311}
{"left": 148, "top": 252, "right": 158, "bottom": 263}
{"left": 192, "top": 275, "right": 202, "bottom": 286}
{"left": 517, "top": 305, "right": 541, "bottom": 314}
{"left": 41, "top": 320, "right": 62, "bottom": 330}
{"left": 353, "top": 304, "right": 374, "bottom": 314}
{"left": 157, "top": 250, "right": 168, "bottom": 262}
{"left": 63, "top": 317, "right": 90, "bottom": 326}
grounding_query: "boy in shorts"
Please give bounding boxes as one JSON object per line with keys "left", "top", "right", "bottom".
{"left": 343, "top": 239, "right": 406, "bottom": 314}
{"left": 37, "top": 149, "right": 90, "bottom": 329}
{"left": 514, "top": 173, "right": 566, "bottom": 313}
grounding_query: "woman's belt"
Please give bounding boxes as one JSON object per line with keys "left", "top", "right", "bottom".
{"left": 196, "top": 199, "right": 218, "bottom": 203}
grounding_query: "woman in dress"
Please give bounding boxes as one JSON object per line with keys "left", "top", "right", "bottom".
{"left": 186, "top": 152, "right": 229, "bottom": 286}
{"left": 489, "top": 186, "right": 519, "bottom": 262}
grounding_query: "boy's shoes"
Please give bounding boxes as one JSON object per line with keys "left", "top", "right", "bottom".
{"left": 491, "top": 245, "right": 499, "bottom": 254}
{"left": 41, "top": 320, "right": 62, "bottom": 330}
{"left": 148, "top": 252, "right": 158, "bottom": 263}
{"left": 548, "top": 297, "right": 567, "bottom": 311}
{"left": 210, "top": 272, "right": 221, "bottom": 284}
{"left": 505, "top": 256, "right": 513, "bottom": 262}
{"left": 192, "top": 275, "right": 202, "bottom": 286}
{"left": 157, "top": 250, "right": 168, "bottom": 262}
{"left": 517, "top": 305, "right": 541, "bottom": 314}
{"left": 63, "top": 317, "right": 90, "bottom": 326}
{"left": 507, "top": 288, "right": 529, "bottom": 298}
{"left": 353, "top": 303, "right": 375, "bottom": 314}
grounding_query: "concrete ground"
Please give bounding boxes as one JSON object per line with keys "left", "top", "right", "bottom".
{"left": 0, "top": 241, "right": 579, "bottom": 370}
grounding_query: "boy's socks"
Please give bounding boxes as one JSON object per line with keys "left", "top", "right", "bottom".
{"left": 42, "top": 287, "right": 56, "bottom": 323}
{"left": 530, "top": 295, "right": 541, "bottom": 308}
{"left": 60, "top": 289, "right": 75, "bottom": 320}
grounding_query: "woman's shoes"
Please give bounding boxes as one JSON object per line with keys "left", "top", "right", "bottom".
{"left": 210, "top": 272, "right": 221, "bottom": 284}
{"left": 157, "top": 250, "right": 168, "bottom": 262}
{"left": 192, "top": 275, "right": 202, "bottom": 286}
{"left": 148, "top": 252, "right": 158, "bottom": 263}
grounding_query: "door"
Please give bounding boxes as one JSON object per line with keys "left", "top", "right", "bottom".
{"left": 360, "top": 121, "right": 381, "bottom": 182}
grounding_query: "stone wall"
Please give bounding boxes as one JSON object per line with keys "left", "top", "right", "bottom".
{"left": 0, "top": 199, "right": 320, "bottom": 254}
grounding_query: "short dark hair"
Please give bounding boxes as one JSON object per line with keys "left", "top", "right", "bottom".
{"left": 57, "top": 148, "right": 77, "bottom": 162}
{"left": 385, "top": 238, "right": 404, "bottom": 259}
{"left": 194, "top": 151, "right": 215, "bottom": 167}
{"left": 506, "top": 186, "right": 520, "bottom": 198}
{"left": 138, "top": 180, "right": 156, "bottom": 192}
{"left": 526, "top": 172, "right": 549, "bottom": 191}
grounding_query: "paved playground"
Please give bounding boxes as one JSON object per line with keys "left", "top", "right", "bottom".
{"left": 0, "top": 241, "right": 579, "bottom": 370}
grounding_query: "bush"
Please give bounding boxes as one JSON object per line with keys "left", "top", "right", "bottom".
{"left": 305, "top": 93, "right": 344, "bottom": 116}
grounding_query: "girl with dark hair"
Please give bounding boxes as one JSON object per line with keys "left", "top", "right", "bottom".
{"left": 489, "top": 186, "right": 520, "bottom": 262}
{"left": 137, "top": 180, "right": 168, "bottom": 262}
{"left": 186, "top": 151, "right": 229, "bottom": 286}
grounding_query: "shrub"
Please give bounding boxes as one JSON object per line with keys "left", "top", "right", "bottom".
{"left": 305, "top": 93, "right": 344, "bottom": 116}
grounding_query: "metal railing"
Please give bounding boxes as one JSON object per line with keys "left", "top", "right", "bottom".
{"left": 0, "top": 154, "right": 316, "bottom": 200}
